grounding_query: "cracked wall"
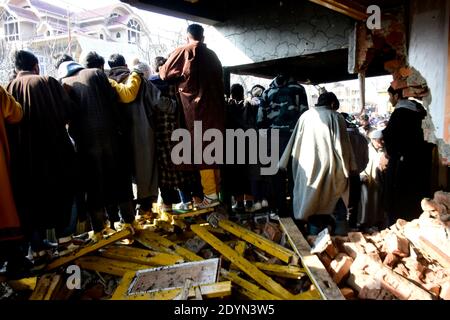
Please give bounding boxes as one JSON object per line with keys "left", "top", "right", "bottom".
{"left": 408, "top": 0, "right": 450, "bottom": 162}
{"left": 214, "top": 1, "right": 353, "bottom": 65}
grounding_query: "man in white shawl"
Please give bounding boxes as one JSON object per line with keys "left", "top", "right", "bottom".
{"left": 279, "top": 92, "right": 356, "bottom": 234}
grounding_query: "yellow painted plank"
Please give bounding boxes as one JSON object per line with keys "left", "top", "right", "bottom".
{"left": 46, "top": 229, "right": 132, "bottom": 271}
{"left": 231, "top": 241, "right": 246, "bottom": 270}
{"left": 111, "top": 271, "right": 136, "bottom": 300}
{"left": 253, "top": 262, "right": 305, "bottom": 279}
{"left": 191, "top": 224, "right": 294, "bottom": 299}
{"left": 279, "top": 217, "right": 344, "bottom": 300}
{"left": 218, "top": 220, "right": 296, "bottom": 264}
{"left": 43, "top": 275, "right": 61, "bottom": 300}
{"left": 235, "top": 241, "right": 247, "bottom": 256}
{"left": 169, "top": 208, "right": 215, "bottom": 220}
{"left": 8, "top": 277, "right": 37, "bottom": 291}
{"left": 100, "top": 246, "right": 184, "bottom": 266}
{"left": 221, "top": 270, "right": 281, "bottom": 300}
{"left": 135, "top": 230, "right": 203, "bottom": 262}
{"left": 29, "top": 274, "right": 54, "bottom": 300}
{"left": 75, "top": 256, "right": 151, "bottom": 276}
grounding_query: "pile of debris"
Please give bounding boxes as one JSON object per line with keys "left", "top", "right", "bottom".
{"left": 0, "top": 209, "right": 328, "bottom": 301}
{"left": 309, "top": 191, "right": 450, "bottom": 300}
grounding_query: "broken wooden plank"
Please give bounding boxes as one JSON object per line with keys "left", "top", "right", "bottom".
{"left": 221, "top": 270, "right": 281, "bottom": 300}
{"left": 231, "top": 241, "right": 247, "bottom": 270}
{"left": 253, "top": 262, "right": 305, "bottom": 279}
{"left": 128, "top": 258, "right": 220, "bottom": 295}
{"left": 75, "top": 256, "right": 150, "bottom": 276}
{"left": 218, "top": 219, "right": 297, "bottom": 264}
{"left": 191, "top": 224, "right": 294, "bottom": 299}
{"left": 8, "top": 277, "right": 37, "bottom": 292}
{"left": 168, "top": 208, "right": 215, "bottom": 220}
{"left": 135, "top": 230, "right": 203, "bottom": 262}
{"left": 100, "top": 246, "right": 184, "bottom": 266}
{"left": 29, "top": 274, "right": 60, "bottom": 300}
{"left": 46, "top": 229, "right": 132, "bottom": 271}
{"left": 111, "top": 271, "right": 136, "bottom": 300}
{"left": 44, "top": 275, "right": 61, "bottom": 300}
{"left": 278, "top": 217, "right": 344, "bottom": 300}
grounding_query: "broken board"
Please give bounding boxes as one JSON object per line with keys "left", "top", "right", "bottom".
{"left": 278, "top": 218, "right": 345, "bottom": 300}
{"left": 127, "top": 258, "right": 220, "bottom": 295}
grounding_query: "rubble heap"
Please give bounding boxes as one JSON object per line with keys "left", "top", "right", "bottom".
{"left": 309, "top": 191, "right": 450, "bottom": 300}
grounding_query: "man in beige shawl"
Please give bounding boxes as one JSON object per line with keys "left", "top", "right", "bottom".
{"left": 279, "top": 92, "right": 355, "bottom": 234}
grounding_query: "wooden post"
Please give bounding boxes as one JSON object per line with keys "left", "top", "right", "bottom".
{"left": 359, "top": 71, "right": 366, "bottom": 115}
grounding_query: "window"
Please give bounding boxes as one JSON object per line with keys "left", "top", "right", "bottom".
{"left": 46, "top": 30, "right": 51, "bottom": 36}
{"left": 116, "top": 32, "right": 121, "bottom": 39}
{"left": 99, "top": 34, "right": 104, "bottom": 40}
{"left": 110, "top": 13, "right": 120, "bottom": 18}
{"left": 4, "top": 14, "right": 19, "bottom": 41}
{"left": 127, "top": 19, "right": 140, "bottom": 44}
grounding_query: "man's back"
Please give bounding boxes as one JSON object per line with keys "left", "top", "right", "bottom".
{"left": 62, "top": 68, "right": 120, "bottom": 150}
{"left": 258, "top": 75, "right": 308, "bottom": 132}
{"left": 159, "top": 41, "right": 225, "bottom": 132}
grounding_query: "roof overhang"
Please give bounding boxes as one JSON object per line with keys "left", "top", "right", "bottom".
{"left": 225, "top": 49, "right": 389, "bottom": 85}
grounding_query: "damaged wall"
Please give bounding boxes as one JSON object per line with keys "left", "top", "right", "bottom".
{"left": 408, "top": 0, "right": 450, "bottom": 160}
{"left": 214, "top": 1, "right": 353, "bottom": 65}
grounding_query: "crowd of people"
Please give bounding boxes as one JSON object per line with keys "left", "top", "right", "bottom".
{"left": 0, "top": 23, "right": 436, "bottom": 276}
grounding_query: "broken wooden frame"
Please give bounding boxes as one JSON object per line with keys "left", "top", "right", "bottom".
{"left": 127, "top": 258, "right": 220, "bottom": 295}
{"left": 112, "top": 270, "right": 231, "bottom": 300}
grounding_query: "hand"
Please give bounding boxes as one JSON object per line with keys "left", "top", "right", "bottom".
{"left": 379, "top": 153, "right": 389, "bottom": 171}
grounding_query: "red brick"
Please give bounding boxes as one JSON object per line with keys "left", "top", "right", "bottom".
{"left": 384, "top": 60, "right": 402, "bottom": 73}
{"left": 383, "top": 253, "right": 400, "bottom": 268}
{"left": 263, "top": 222, "right": 282, "bottom": 243}
{"left": 390, "top": 79, "right": 408, "bottom": 90}
{"left": 330, "top": 253, "right": 353, "bottom": 284}
{"left": 423, "top": 283, "right": 441, "bottom": 297}
{"left": 385, "top": 233, "right": 410, "bottom": 257}
{"left": 325, "top": 243, "right": 339, "bottom": 259}
{"left": 440, "top": 281, "right": 450, "bottom": 300}
{"left": 399, "top": 67, "right": 413, "bottom": 78}
{"left": 340, "top": 287, "right": 356, "bottom": 300}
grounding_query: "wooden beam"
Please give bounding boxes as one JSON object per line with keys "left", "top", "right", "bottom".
{"left": 75, "top": 256, "right": 151, "bottom": 276}
{"left": 135, "top": 230, "right": 203, "bottom": 262}
{"left": 29, "top": 274, "right": 61, "bottom": 300}
{"left": 279, "top": 218, "right": 344, "bottom": 300}
{"left": 308, "top": 0, "right": 369, "bottom": 21}
{"left": 45, "top": 229, "right": 132, "bottom": 271}
{"left": 191, "top": 224, "right": 294, "bottom": 299}
{"left": 218, "top": 220, "right": 297, "bottom": 264}
{"left": 167, "top": 208, "right": 215, "bottom": 220}
{"left": 221, "top": 270, "right": 281, "bottom": 300}
{"left": 253, "top": 262, "right": 305, "bottom": 279}
{"left": 100, "top": 246, "right": 184, "bottom": 266}
{"left": 231, "top": 241, "right": 247, "bottom": 270}
{"left": 8, "top": 277, "right": 37, "bottom": 292}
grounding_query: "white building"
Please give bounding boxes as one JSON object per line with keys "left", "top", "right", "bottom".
{"left": 0, "top": 0, "right": 151, "bottom": 81}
